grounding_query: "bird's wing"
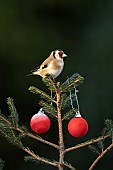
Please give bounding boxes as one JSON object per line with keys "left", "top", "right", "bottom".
{"left": 41, "top": 55, "right": 54, "bottom": 66}
{"left": 29, "top": 53, "right": 55, "bottom": 74}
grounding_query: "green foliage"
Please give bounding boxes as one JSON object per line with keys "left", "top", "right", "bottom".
{"left": 29, "top": 73, "right": 84, "bottom": 121}
{"left": 19, "top": 125, "right": 29, "bottom": 133}
{"left": 97, "top": 140, "right": 104, "bottom": 152}
{"left": 104, "top": 119, "right": 113, "bottom": 132}
{"left": 64, "top": 162, "right": 76, "bottom": 170}
{"left": 24, "top": 147, "right": 48, "bottom": 165}
{"left": 42, "top": 75, "right": 57, "bottom": 91}
{"left": 0, "top": 118, "right": 23, "bottom": 148}
{"left": 7, "top": 97, "right": 19, "bottom": 127}
{"left": 101, "top": 119, "right": 113, "bottom": 140}
{"left": 0, "top": 103, "right": 23, "bottom": 148}
{"left": 39, "top": 100, "right": 57, "bottom": 119}
{"left": 1, "top": 73, "right": 113, "bottom": 170}
{"left": 88, "top": 119, "right": 113, "bottom": 156}
{"left": 104, "top": 119, "right": 113, "bottom": 140}
{"left": 61, "top": 73, "right": 84, "bottom": 92}
{"left": 62, "top": 109, "right": 76, "bottom": 121}
{"left": 24, "top": 155, "right": 53, "bottom": 166}
{"left": 24, "top": 147, "right": 59, "bottom": 168}
{"left": 88, "top": 145, "right": 100, "bottom": 155}
{"left": 0, "top": 159, "right": 4, "bottom": 170}
{"left": 28, "top": 86, "right": 54, "bottom": 103}
{"left": 24, "top": 156, "right": 42, "bottom": 165}
{"left": 0, "top": 114, "right": 22, "bottom": 147}
{"left": 62, "top": 93, "right": 77, "bottom": 109}
{"left": 0, "top": 73, "right": 84, "bottom": 169}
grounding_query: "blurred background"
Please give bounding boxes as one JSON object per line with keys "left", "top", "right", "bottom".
{"left": 0, "top": 0, "right": 113, "bottom": 169}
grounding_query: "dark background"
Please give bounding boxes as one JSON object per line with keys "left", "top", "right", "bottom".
{"left": 0, "top": 0, "right": 113, "bottom": 169}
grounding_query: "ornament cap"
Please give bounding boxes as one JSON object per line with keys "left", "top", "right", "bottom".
{"left": 38, "top": 108, "right": 44, "bottom": 114}
{"left": 75, "top": 111, "right": 81, "bottom": 117}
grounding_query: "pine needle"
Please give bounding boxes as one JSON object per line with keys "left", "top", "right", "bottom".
{"left": 28, "top": 86, "right": 56, "bottom": 103}
{"left": 61, "top": 73, "right": 84, "bottom": 92}
{"left": 42, "top": 75, "right": 57, "bottom": 92}
{"left": 62, "top": 109, "right": 76, "bottom": 121}
{"left": 0, "top": 159, "right": 4, "bottom": 170}
{"left": 39, "top": 100, "right": 57, "bottom": 119}
{"left": 98, "top": 141, "right": 104, "bottom": 152}
{"left": 7, "top": 97, "right": 19, "bottom": 127}
{"left": 88, "top": 145, "right": 100, "bottom": 155}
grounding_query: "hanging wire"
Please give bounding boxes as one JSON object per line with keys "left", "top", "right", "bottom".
{"left": 50, "top": 89, "right": 53, "bottom": 105}
{"left": 67, "top": 77, "right": 81, "bottom": 116}
{"left": 66, "top": 76, "right": 82, "bottom": 117}
{"left": 67, "top": 77, "right": 74, "bottom": 110}
{"left": 50, "top": 88, "right": 56, "bottom": 105}
{"left": 74, "top": 85, "right": 80, "bottom": 112}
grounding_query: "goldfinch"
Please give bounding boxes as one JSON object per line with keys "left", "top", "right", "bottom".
{"left": 30, "top": 49, "right": 67, "bottom": 78}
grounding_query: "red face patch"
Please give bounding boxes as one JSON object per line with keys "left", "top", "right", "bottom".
{"left": 58, "top": 51, "right": 64, "bottom": 58}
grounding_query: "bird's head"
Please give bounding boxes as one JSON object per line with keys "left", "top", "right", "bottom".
{"left": 52, "top": 49, "right": 67, "bottom": 60}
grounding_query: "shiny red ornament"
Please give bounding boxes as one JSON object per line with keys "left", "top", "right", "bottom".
{"left": 30, "top": 109, "right": 51, "bottom": 134}
{"left": 68, "top": 116, "right": 88, "bottom": 138}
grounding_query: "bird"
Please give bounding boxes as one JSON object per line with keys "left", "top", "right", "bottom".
{"left": 30, "top": 49, "right": 67, "bottom": 79}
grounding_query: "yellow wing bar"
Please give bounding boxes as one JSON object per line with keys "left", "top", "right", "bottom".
{"left": 38, "top": 64, "right": 45, "bottom": 70}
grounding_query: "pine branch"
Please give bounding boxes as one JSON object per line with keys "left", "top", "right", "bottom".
{"left": 97, "top": 140, "right": 104, "bottom": 152}
{"left": 65, "top": 135, "right": 110, "bottom": 153}
{"left": 24, "top": 148, "right": 76, "bottom": 170}
{"left": 104, "top": 119, "right": 113, "bottom": 130}
{"left": 0, "top": 113, "right": 23, "bottom": 148}
{"left": 0, "top": 112, "right": 11, "bottom": 126}
{"left": 7, "top": 97, "right": 19, "bottom": 127}
{"left": 42, "top": 75, "right": 57, "bottom": 92}
{"left": 59, "top": 94, "right": 66, "bottom": 110}
{"left": 15, "top": 126, "right": 59, "bottom": 149}
{"left": 101, "top": 127, "right": 108, "bottom": 136}
{"left": 56, "top": 89, "right": 64, "bottom": 170}
{"left": 0, "top": 110, "right": 59, "bottom": 150}
{"left": 28, "top": 86, "right": 56, "bottom": 104}
{"left": 24, "top": 155, "right": 58, "bottom": 167}
{"left": 61, "top": 73, "right": 84, "bottom": 93}
{"left": 20, "top": 125, "right": 29, "bottom": 133}
{"left": 23, "top": 147, "right": 59, "bottom": 168}
{"left": 39, "top": 100, "right": 57, "bottom": 119}
{"left": 61, "top": 73, "right": 80, "bottom": 89}
{"left": 0, "top": 159, "right": 4, "bottom": 170}
{"left": 64, "top": 161, "right": 76, "bottom": 170}
{"left": 0, "top": 125, "right": 23, "bottom": 148}
{"left": 104, "top": 119, "right": 113, "bottom": 138}
{"left": 88, "top": 145, "right": 100, "bottom": 155}
{"left": 89, "top": 143, "right": 113, "bottom": 170}
{"left": 101, "top": 119, "right": 113, "bottom": 141}
{"left": 62, "top": 109, "right": 76, "bottom": 121}
{"left": 1, "top": 73, "right": 112, "bottom": 170}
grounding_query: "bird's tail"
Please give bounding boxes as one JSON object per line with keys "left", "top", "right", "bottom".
{"left": 27, "top": 73, "right": 33, "bottom": 76}
{"left": 27, "top": 68, "right": 40, "bottom": 76}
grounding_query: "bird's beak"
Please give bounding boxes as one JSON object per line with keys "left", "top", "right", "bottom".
{"left": 63, "top": 53, "right": 67, "bottom": 57}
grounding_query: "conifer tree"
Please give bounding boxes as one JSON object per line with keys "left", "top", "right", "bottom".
{"left": 0, "top": 73, "right": 113, "bottom": 170}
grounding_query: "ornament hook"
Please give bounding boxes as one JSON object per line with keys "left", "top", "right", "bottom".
{"left": 67, "top": 76, "right": 81, "bottom": 117}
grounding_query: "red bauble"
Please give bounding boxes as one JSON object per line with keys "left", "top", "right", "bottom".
{"left": 68, "top": 117, "right": 88, "bottom": 138}
{"left": 30, "top": 111, "right": 51, "bottom": 134}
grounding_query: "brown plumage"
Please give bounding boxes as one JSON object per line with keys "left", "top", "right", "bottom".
{"left": 30, "top": 49, "right": 67, "bottom": 78}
